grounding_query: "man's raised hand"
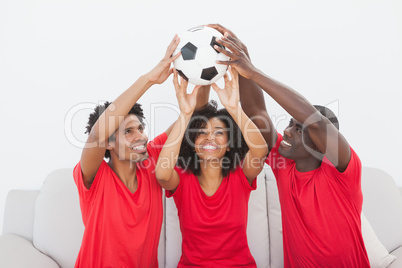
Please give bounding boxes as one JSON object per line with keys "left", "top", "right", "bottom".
{"left": 207, "top": 24, "right": 250, "bottom": 59}
{"left": 146, "top": 34, "right": 181, "bottom": 85}
{"left": 213, "top": 34, "right": 257, "bottom": 80}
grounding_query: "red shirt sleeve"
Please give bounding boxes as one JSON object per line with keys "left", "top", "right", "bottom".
{"left": 147, "top": 132, "right": 168, "bottom": 160}
{"left": 321, "top": 147, "right": 362, "bottom": 193}
{"left": 73, "top": 160, "right": 108, "bottom": 216}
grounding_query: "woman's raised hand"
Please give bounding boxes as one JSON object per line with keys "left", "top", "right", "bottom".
{"left": 173, "top": 70, "right": 200, "bottom": 116}
{"left": 211, "top": 66, "right": 239, "bottom": 112}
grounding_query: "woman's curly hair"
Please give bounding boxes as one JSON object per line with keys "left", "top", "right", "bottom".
{"left": 177, "top": 100, "right": 249, "bottom": 177}
{"left": 85, "top": 101, "right": 145, "bottom": 159}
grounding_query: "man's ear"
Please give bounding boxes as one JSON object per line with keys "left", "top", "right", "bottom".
{"left": 106, "top": 140, "right": 114, "bottom": 150}
{"left": 106, "top": 133, "right": 116, "bottom": 150}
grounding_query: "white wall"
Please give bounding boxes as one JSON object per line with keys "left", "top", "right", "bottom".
{"left": 1, "top": 0, "right": 401, "bottom": 232}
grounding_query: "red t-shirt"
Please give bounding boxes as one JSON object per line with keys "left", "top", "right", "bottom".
{"left": 73, "top": 133, "right": 167, "bottom": 268}
{"left": 266, "top": 133, "right": 370, "bottom": 268}
{"left": 167, "top": 165, "right": 257, "bottom": 268}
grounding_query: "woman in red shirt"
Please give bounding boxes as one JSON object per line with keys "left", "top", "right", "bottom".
{"left": 156, "top": 67, "right": 268, "bottom": 267}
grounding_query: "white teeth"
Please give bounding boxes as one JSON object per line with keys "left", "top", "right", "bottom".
{"left": 132, "top": 145, "right": 145, "bottom": 150}
{"left": 282, "top": 140, "right": 291, "bottom": 147}
{"left": 203, "top": 145, "right": 216, "bottom": 150}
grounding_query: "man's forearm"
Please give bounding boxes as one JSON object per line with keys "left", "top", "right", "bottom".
{"left": 239, "top": 75, "right": 277, "bottom": 149}
{"left": 92, "top": 74, "right": 154, "bottom": 143}
{"left": 250, "top": 69, "right": 318, "bottom": 125}
{"left": 194, "top": 85, "right": 211, "bottom": 111}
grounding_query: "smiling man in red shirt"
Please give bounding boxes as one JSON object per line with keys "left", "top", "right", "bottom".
{"left": 209, "top": 23, "right": 370, "bottom": 268}
{"left": 73, "top": 35, "right": 210, "bottom": 268}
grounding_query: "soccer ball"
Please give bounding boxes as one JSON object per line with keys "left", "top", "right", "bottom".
{"left": 173, "top": 26, "right": 230, "bottom": 86}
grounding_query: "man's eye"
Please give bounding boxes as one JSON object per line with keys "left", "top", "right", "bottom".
{"left": 125, "top": 130, "right": 131, "bottom": 134}
{"left": 296, "top": 128, "right": 302, "bottom": 134}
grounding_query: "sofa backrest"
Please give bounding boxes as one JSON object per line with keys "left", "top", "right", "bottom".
{"left": 361, "top": 167, "right": 402, "bottom": 253}
{"left": 265, "top": 165, "right": 284, "bottom": 268}
{"left": 163, "top": 166, "right": 273, "bottom": 268}
{"left": 33, "top": 168, "right": 84, "bottom": 268}
{"left": 3, "top": 189, "right": 39, "bottom": 242}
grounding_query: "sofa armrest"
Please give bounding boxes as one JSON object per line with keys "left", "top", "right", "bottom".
{"left": 2, "top": 190, "right": 40, "bottom": 242}
{"left": 0, "top": 234, "right": 59, "bottom": 268}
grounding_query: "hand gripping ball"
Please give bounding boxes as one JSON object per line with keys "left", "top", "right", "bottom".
{"left": 173, "top": 26, "right": 230, "bottom": 86}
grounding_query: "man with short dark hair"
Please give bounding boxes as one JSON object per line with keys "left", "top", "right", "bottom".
{"left": 209, "top": 23, "right": 370, "bottom": 268}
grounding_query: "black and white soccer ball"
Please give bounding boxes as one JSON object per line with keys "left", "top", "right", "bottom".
{"left": 173, "top": 26, "right": 230, "bottom": 86}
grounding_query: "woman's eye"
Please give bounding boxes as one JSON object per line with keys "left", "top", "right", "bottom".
{"left": 296, "top": 128, "right": 302, "bottom": 134}
{"left": 215, "top": 131, "right": 223, "bottom": 135}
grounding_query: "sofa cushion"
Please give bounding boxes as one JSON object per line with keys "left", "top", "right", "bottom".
{"left": 388, "top": 247, "right": 402, "bottom": 268}
{"left": 0, "top": 234, "right": 59, "bottom": 268}
{"left": 3, "top": 189, "right": 39, "bottom": 242}
{"left": 158, "top": 191, "right": 166, "bottom": 267}
{"left": 361, "top": 212, "right": 397, "bottom": 267}
{"left": 165, "top": 192, "right": 182, "bottom": 268}
{"left": 246, "top": 168, "right": 270, "bottom": 267}
{"left": 164, "top": 170, "right": 270, "bottom": 268}
{"left": 265, "top": 165, "right": 284, "bottom": 268}
{"left": 33, "top": 169, "right": 84, "bottom": 268}
{"left": 361, "top": 167, "right": 402, "bottom": 253}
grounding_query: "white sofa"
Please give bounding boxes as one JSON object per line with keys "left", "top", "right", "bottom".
{"left": 1, "top": 165, "right": 402, "bottom": 268}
